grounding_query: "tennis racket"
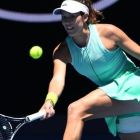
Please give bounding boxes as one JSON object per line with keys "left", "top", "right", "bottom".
{"left": 0, "top": 111, "right": 46, "bottom": 140}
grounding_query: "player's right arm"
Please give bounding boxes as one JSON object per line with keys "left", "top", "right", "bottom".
{"left": 48, "top": 41, "right": 67, "bottom": 97}
{"left": 39, "top": 41, "right": 67, "bottom": 119}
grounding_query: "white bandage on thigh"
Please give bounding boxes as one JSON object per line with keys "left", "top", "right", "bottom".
{"left": 116, "top": 116, "right": 140, "bottom": 133}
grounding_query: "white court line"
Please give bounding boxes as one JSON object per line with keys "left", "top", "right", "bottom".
{"left": 0, "top": 0, "right": 119, "bottom": 23}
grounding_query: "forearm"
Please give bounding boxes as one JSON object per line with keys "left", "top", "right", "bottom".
{"left": 40, "top": 78, "right": 64, "bottom": 118}
{"left": 48, "top": 77, "right": 65, "bottom": 98}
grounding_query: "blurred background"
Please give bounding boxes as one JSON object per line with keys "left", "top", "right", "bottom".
{"left": 0, "top": 0, "right": 140, "bottom": 139}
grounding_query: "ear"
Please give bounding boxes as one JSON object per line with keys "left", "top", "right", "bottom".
{"left": 83, "top": 13, "right": 89, "bottom": 22}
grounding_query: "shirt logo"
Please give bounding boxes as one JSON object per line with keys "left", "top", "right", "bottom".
{"left": 95, "top": 54, "right": 102, "bottom": 60}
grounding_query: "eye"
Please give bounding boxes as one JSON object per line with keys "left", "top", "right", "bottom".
{"left": 69, "top": 15, "right": 75, "bottom": 18}
{"left": 61, "top": 15, "right": 66, "bottom": 19}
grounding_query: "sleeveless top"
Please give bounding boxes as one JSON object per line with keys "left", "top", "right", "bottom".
{"left": 66, "top": 24, "right": 136, "bottom": 86}
{"left": 66, "top": 24, "right": 140, "bottom": 136}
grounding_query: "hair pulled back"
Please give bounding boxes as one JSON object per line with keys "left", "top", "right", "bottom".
{"left": 63, "top": 0, "right": 104, "bottom": 24}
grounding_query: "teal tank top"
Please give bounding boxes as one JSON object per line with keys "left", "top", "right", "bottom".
{"left": 66, "top": 24, "right": 139, "bottom": 136}
{"left": 66, "top": 24, "right": 136, "bottom": 86}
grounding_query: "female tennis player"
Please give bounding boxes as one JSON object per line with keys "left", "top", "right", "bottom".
{"left": 39, "top": 0, "right": 140, "bottom": 139}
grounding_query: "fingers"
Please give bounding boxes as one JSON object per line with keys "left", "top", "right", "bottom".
{"left": 39, "top": 100, "right": 55, "bottom": 120}
{"left": 41, "top": 106, "right": 55, "bottom": 120}
{"left": 50, "top": 106, "right": 55, "bottom": 117}
{"left": 47, "top": 107, "right": 55, "bottom": 118}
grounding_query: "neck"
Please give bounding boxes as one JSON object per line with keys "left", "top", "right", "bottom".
{"left": 72, "top": 27, "right": 90, "bottom": 48}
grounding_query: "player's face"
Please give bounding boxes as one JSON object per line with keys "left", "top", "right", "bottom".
{"left": 61, "top": 11, "right": 86, "bottom": 37}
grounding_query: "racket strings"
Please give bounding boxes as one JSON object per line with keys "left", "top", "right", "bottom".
{"left": 0, "top": 115, "right": 13, "bottom": 140}
{"left": 0, "top": 131, "right": 4, "bottom": 140}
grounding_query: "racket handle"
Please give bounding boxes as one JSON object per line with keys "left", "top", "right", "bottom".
{"left": 26, "top": 110, "right": 46, "bottom": 122}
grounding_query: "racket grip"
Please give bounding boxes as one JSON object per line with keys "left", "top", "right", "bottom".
{"left": 26, "top": 110, "right": 46, "bottom": 122}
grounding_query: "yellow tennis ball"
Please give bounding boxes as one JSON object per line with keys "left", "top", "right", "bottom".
{"left": 29, "top": 46, "right": 43, "bottom": 59}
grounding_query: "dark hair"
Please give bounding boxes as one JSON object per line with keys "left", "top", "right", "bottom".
{"left": 64, "top": 0, "right": 104, "bottom": 24}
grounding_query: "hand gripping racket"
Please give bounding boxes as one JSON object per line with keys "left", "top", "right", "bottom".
{"left": 0, "top": 111, "right": 46, "bottom": 140}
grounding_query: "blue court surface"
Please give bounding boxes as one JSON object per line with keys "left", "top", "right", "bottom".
{"left": 13, "top": 115, "right": 120, "bottom": 140}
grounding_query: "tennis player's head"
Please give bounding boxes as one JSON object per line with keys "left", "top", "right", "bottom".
{"left": 53, "top": 0, "right": 104, "bottom": 25}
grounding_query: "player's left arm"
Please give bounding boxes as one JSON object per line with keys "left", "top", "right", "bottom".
{"left": 109, "top": 24, "right": 140, "bottom": 60}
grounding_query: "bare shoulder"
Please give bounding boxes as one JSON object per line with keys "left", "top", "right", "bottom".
{"left": 95, "top": 24, "right": 128, "bottom": 42}
{"left": 95, "top": 24, "right": 126, "bottom": 50}
{"left": 53, "top": 40, "right": 68, "bottom": 54}
{"left": 53, "top": 39, "right": 70, "bottom": 63}
{"left": 95, "top": 24, "right": 121, "bottom": 37}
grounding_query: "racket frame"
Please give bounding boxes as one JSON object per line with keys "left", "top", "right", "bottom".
{"left": 0, "top": 111, "right": 46, "bottom": 140}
